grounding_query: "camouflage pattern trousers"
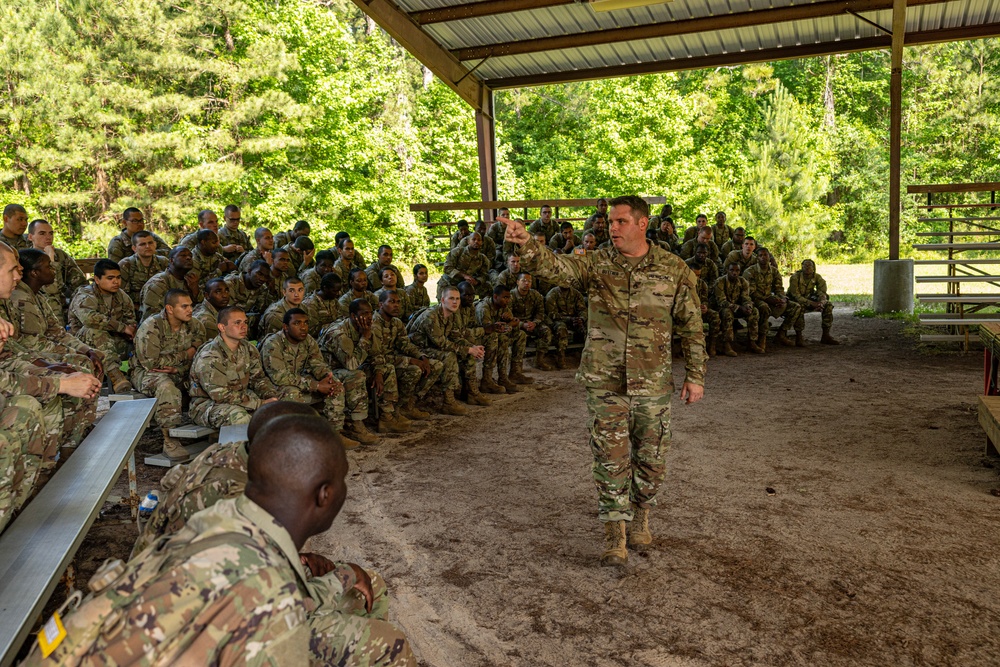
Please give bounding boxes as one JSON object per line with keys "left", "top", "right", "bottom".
{"left": 280, "top": 386, "right": 347, "bottom": 430}
{"left": 719, "top": 305, "right": 759, "bottom": 342}
{"left": 586, "top": 389, "right": 672, "bottom": 523}
{"left": 551, "top": 321, "right": 585, "bottom": 353}
{"left": 135, "top": 371, "right": 186, "bottom": 428}
{"left": 397, "top": 358, "right": 443, "bottom": 401}
{"left": 702, "top": 308, "right": 721, "bottom": 341}
{"left": 332, "top": 368, "right": 369, "bottom": 422}
{"left": 512, "top": 324, "right": 551, "bottom": 362}
{"left": 754, "top": 300, "right": 804, "bottom": 333}
{"left": 189, "top": 396, "right": 259, "bottom": 428}
{"left": 482, "top": 332, "right": 512, "bottom": 381}
{"left": 309, "top": 570, "right": 416, "bottom": 667}
{"left": 77, "top": 328, "right": 132, "bottom": 370}
{"left": 804, "top": 300, "right": 835, "bottom": 330}
{"left": 0, "top": 395, "right": 46, "bottom": 532}
{"left": 419, "top": 349, "right": 466, "bottom": 392}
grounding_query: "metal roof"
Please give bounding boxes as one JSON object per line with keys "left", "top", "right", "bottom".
{"left": 353, "top": 0, "right": 1000, "bottom": 108}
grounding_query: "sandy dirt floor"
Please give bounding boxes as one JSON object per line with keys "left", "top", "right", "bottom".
{"left": 67, "top": 307, "right": 1000, "bottom": 666}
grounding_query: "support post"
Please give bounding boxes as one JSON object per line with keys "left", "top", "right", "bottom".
{"left": 475, "top": 90, "right": 497, "bottom": 223}
{"left": 888, "top": 0, "right": 906, "bottom": 260}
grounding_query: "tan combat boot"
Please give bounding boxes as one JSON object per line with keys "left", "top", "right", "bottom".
{"left": 757, "top": 329, "right": 768, "bottom": 352}
{"left": 400, "top": 395, "right": 431, "bottom": 420}
{"left": 534, "top": 351, "right": 555, "bottom": 371}
{"left": 346, "top": 419, "right": 379, "bottom": 446}
{"left": 627, "top": 506, "right": 652, "bottom": 551}
{"left": 508, "top": 361, "right": 534, "bottom": 385}
{"left": 497, "top": 371, "right": 520, "bottom": 394}
{"left": 161, "top": 427, "right": 189, "bottom": 461}
{"left": 707, "top": 336, "right": 717, "bottom": 358}
{"left": 747, "top": 338, "right": 764, "bottom": 354}
{"left": 440, "top": 390, "right": 468, "bottom": 416}
{"left": 336, "top": 431, "right": 361, "bottom": 451}
{"left": 555, "top": 351, "right": 569, "bottom": 369}
{"left": 795, "top": 331, "right": 806, "bottom": 347}
{"left": 464, "top": 382, "right": 491, "bottom": 406}
{"left": 479, "top": 375, "right": 506, "bottom": 395}
{"left": 821, "top": 329, "right": 840, "bottom": 345}
{"left": 723, "top": 341, "right": 738, "bottom": 357}
{"left": 378, "top": 412, "right": 411, "bottom": 434}
{"left": 775, "top": 330, "right": 795, "bottom": 347}
{"left": 600, "top": 520, "right": 628, "bottom": 567}
{"left": 107, "top": 367, "right": 133, "bottom": 394}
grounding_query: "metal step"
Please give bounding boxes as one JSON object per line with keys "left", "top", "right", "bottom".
{"left": 914, "top": 259, "right": 1000, "bottom": 265}
{"left": 915, "top": 276, "right": 1000, "bottom": 283}
{"left": 918, "top": 317, "right": 1000, "bottom": 326}
{"left": 916, "top": 294, "right": 1000, "bottom": 303}
{"left": 919, "top": 334, "right": 983, "bottom": 343}
{"left": 913, "top": 243, "right": 1000, "bottom": 251}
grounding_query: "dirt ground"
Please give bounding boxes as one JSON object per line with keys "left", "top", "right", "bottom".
{"left": 69, "top": 307, "right": 1000, "bottom": 666}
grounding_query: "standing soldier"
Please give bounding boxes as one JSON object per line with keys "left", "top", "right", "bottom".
{"left": 118, "top": 230, "right": 168, "bottom": 317}
{"left": 107, "top": 208, "right": 170, "bottom": 262}
{"left": 218, "top": 204, "right": 251, "bottom": 262}
{"left": 68, "top": 259, "right": 137, "bottom": 393}
{"left": 743, "top": 248, "right": 800, "bottom": 350}
{"left": 545, "top": 284, "right": 587, "bottom": 369}
{"left": 132, "top": 289, "right": 207, "bottom": 460}
{"left": 192, "top": 278, "right": 230, "bottom": 333}
{"left": 713, "top": 261, "right": 762, "bottom": 357}
{"left": 499, "top": 195, "right": 706, "bottom": 567}
{"left": 787, "top": 258, "right": 839, "bottom": 345}
{"left": 27, "top": 219, "right": 86, "bottom": 324}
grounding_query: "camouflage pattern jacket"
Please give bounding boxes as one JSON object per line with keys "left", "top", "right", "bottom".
{"left": 68, "top": 284, "right": 136, "bottom": 336}
{"left": 192, "top": 300, "right": 220, "bottom": 334}
{"left": 510, "top": 287, "right": 547, "bottom": 326}
{"left": 712, "top": 223, "right": 733, "bottom": 247}
{"left": 190, "top": 337, "right": 279, "bottom": 409}
{"left": 404, "top": 283, "right": 430, "bottom": 311}
{"left": 132, "top": 313, "right": 207, "bottom": 387}
{"left": 224, "top": 273, "right": 272, "bottom": 315}
{"left": 374, "top": 287, "right": 413, "bottom": 321}
{"left": 106, "top": 229, "right": 170, "bottom": 263}
{"left": 527, "top": 218, "right": 559, "bottom": 243}
{"left": 301, "top": 293, "right": 344, "bottom": 338}
{"left": 442, "top": 246, "right": 490, "bottom": 284}
{"left": 40, "top": 247, "right": 87, "bottom": 321}
{"left": 722, "top": 249, "right": 756, "bottom": 275}
{"left": 475, "top": 296, "right": 513, "bottom": 329}
{"left": 260, "top": 331, "right": 333, "bottom": 393}
{"left": 318, "top": 318, "right": 369, "bottom": 371}
{"left": 519, "top": 237, "right": 706, "bottom": 394}
{"left": 140, "top": 270, "right": 200, "bottom": 322}
{"left": 259, "top": 298, "right": 297, "bottom": 339}
{"left": 0, "top": 232, "right": 28, "bottom": 250}
{"left": 370, "top": 311, "right": 425, "bottom": 367}
{"left": 238, "top": 246, "right": 269, "bottom": 274}
{"left": 743, "top": 263, "right": 787, "bottom": 302}
{"left": 218, "top": 226, "right": 252, "bottom": 261}
{"left": 365, "top": 261, "right": 406, "bottom": 291}
{"left": 337, "top": 290, "right": 378, "bottom": 315}
{"left": 786, "top": 270, "right": 829, "bottom": 305}
{"left": 406, "top": 305, "right": 473, "bottom": 356}
{"left": 2, "top": 282, "right": 92, "bottom": 356}
{"left": 454, "top": 304, "right": 485, "bottom": 343}
{"left": 712, "top": 275, "right": 753, "bottom": 311}
{"left": 118, "top": 254, "right": 168, "bottom": 308}
{"left": 190, "top": 247, "right": 231, "bottom": 287}
{"left": 545, "top": 286, "right": 587, "bottom": 323}
{"left": 685, "top": 256, "right": 718, "bottom": 287}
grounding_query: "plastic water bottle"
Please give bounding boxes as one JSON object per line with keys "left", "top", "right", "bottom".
{"left": 138, "top": 490, "right": 159, "bottom": 520}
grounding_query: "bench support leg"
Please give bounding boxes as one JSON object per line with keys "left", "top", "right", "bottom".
{"left": 127, "top": 453, "right": 139, "bottom": 524}
{"left": 988, "top": 436, "right": 1000, "bottom": 458}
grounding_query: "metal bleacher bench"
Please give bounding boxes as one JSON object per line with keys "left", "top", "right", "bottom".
{"left": 0, "top": 398, "right": 156, "bottom": 666}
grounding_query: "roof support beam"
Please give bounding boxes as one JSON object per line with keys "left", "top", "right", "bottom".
{"left": 486, "top": 20, "right": 1000, "bottom": 88}
{"left": 411, "top": 0, "right": 572, "bottom": 25}
{"left": 351, "top": 0, "right": 491, "bottom": 110}
{"left": 888, "top": 0, "right": 907, "bottom": 261}
{"left": 453, "top": 0, "right": 950, "bottom": 61}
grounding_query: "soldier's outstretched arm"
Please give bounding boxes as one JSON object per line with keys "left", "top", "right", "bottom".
{"left": 498, "top": 217, "right": 592, "bottom": 291}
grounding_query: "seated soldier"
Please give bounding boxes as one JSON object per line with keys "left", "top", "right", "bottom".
{"left": 302, "top": 272, "right": 345, "bottom": 338}
{"left": 260, "top": 276, "right": 306, "bottom": 339}
{"left": 713, "top": 261, "right": 762, "bottom": 357}
{"left": 583, "top": 198, "right": 609, "bottom": 231}
{"left": 493, "top": 253, "right": 521, "bottom": 292}
{"left": 548, "top": 221, "right": 581, "bottom": 254}
{"left": 453, "top": 282, "right": 495, "bottom": 404}
{"left": 720, "top": 226, "right": 746, "bottom": 258}
{"left": 440, "top": 232, "right": 491, "bottom": 298}
{"left": 475, "top": 284, "right": 523, "bottom": 393}
{"left": 685, "top": 242, "right": 719, "bottom": 288}
{"left": 107, "top": 207, "right": 170, "bottom": 263}
{"left": 680, "top": 226, "right": 720, "bottom": 265}
{"left": 133, "top": 289, "right": 207, "bottom": 459}
{"left": 458, "top": 221, "right": 498, "bottom": 273}
{"left": 511, "top": 272, "right": 555, "bottom": 372}
{"left": 338, "top": 267, "right": 379, "bottom": 313}
{"left": 322, "top": 298, "right": 411, "bottom": 435}
{"left": 140, "top": 246, "right": 201, "bottom": 321}
{"left": 67, "top": 259, "right": 136, "bottom": 393}
{"left": 722, "top": 235, "right": 758, "bottom": 275}
{"left": 0, "top": 204, "right": 27, "bottom": 249}
{"left": 284, "top": 235, "right": 315, "bottom": 277}
{"left": 374, "top": 266, "right": 413, "bottom": 322}
{"left": 655, "top": 216, "right": 681, "bottom": 253}
{"left": 365, "top": 244, "right": 405, "bottom": 292}
{"left": 273, "top": 218, "right": 310, "bottom": 250}
{"left": 712, "top": 211, "right": 733, "bottom": 248}
{"left": 372, "top": 289, "right": 444, "bottom": 419}
{"left": 260, "top": 309, "right": 360, "bottom": 449}
{"left": 224, "top": 259, "right": 273, "bottom": 333}
{"left": 176, "top": 209, "right": 218, "bottom": 249}
{"left": 5, "top": 249, "right": 103, "bottom": 376}
{"left": 218, "top": 204, "right": 250, "bottom": 262}
{"left": 683, "top": 212, "right": 710, "bottom": 242}
{"left": 333, "top": 236, "right": 364, "bottom": 285}
{"left": 787, "top": 258, "right": 839, "bottom": 345}
{"left": 588, "top": 213, "right": 611, "bottom": 247}
{"left": 404, "top": 263, "right": 431, "bottom": 312}
{"left": 238, "top": 226, "right": 274, "bottom": 273}
{"left": 574, "top": 232, "right": 598, "bottom": 253}
{"left": 302, "top": 249, "right": 336, "bottom": 294}
{"left": 269, "top": 247, "right": 298, "bottom": 300}
{"left": 118, "top": 230, "right": 168, "bottom": 316}
{"left": 694, "top": 271, "right": 721, "bottom": 358}
{"left": 527, "top": 204, "right": 559, "bottom": 243}
{"left": 545, "top": 284, "right": 587, "bottom": 369}
{"left": 743, "top": 248, "right": 801, "bottom": 350}
{"left": 450, "top": 219, "right": 470, "bottom": 248}
{"left": 405, "top": 285, "right": 482, "bottom": 415}
{"left": 28, "top": 219, "right": 86, "bottom": 324}
{"left": 189, "top": 306, "right": 280, "bottom": 427}
{"left": 190, "top": 228, "right": 236, "bottom": 289}
{"left": 192, "top": 277, "right": 230, "bottom": 333}
{"left": 26, "top": 414, "right": 415, "bottom": 667}
{"left": 0, "top": 390, "right": 45, "bottom": 534}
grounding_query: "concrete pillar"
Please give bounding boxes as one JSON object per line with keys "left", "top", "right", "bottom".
{"left": 873, "top": 259, "right": 914, "bottom": 313}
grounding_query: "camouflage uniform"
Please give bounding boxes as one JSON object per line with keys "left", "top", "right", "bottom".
{"left": 365, "top": 262, "right": 406, "bottom": 291}
{"left": 300, "top": 266, "right": 323, "bottom": 294}
{"left": 106, "top": 228, "right": 170, "bottom": 263}
{"left": 140, "top": 270, "right": 200, "bottom": 322}
{"left": 787, "top": 269, "right": 834, "bottom": 331}
{"left": 118, "top": 254, "right": 168, "bottom": 312}
{"left": 711, "top": 223, "right": 733, "bottom": 247}
{"left": 510, "top": 287, "right": 552, "bottom": 361}
{"left": 331, "top": 257, "right": 355, "bottom": 286}
{"left": 374, "top": 287, "right": 413, "bottom": 322}
{"left": 685, "top": 256, "right": 719, "bottom": 287}
{"left": 527, "top": 218, "right": 560, "bottom": 243}
{"left": 695, "top": 278, "right": 721, "bottom": 343}
{"left": 281, "top": 244, "right": 312, "bottom": 277}
{"left": 40, "top": 247, "right": 87, "bottom": 324}
{"left": 320, "top": 317, "right": 402, "bottom": 417}
{"left": 459, "top": 234, "right": 498, "bottom": 267}
{"left": 260, "top": 331, "right": 346, "bottom": 427}
{"left": 405, "top": 305, "right": 471, "bottom": 391}
{"left": 371, "top": 311, "right": 443, "bottom": 406}
{"left": 218, "top": 226, "right": 252, "bottom": 261}
{"left": 133, "top": 313, "right": 207, "bottom": 428}
{"left": 712, "top": 274, "right": 759, "bottom": 342}
{"left": 2, "top": 282, "right": 96, "bottom": 365}
{"left": 404, "top": 283, "right": 430, "bottom": 311}
{"left": 722, "top": 249, "right": 757, "bottom": 275}
{"left": 475, "top": 296, "right": 521, "bottom": 381}
{"left": 440, "top": 246, "right": 491, "bottom": 297}
{"left": 189, "top": 337, "right": 280, "bottom": 427}
{"left": 238, "top": 246, "right": 270, "bottom": 273}
{"left": 273, "top": 229, "right": 296, "bottom": 249}
{"left": 0, "top": 394, "right": 46, "bottom": 531}
{"left": 548, "top": 233, "right": 581, "bottom": 253}
{"left": 302, "top": 292, "right": 345, "bottom": 338}
{"left": 450, "top": 228, "right": 470, "bottom": 248}
{"left": 315, "top": 321, "right": 371, "bottom": 423}
{"left": 192, "top": 299, "right": 221, "bottom": 334}
{"left": 743, "top": 262, "right": 803, "bottom": 334}
{"left": 655, "top": 230, "right": 681, "bottom": 253}
{"left": 679, "top": 237, "right": 720, "bottom": 264}
{"left": 26, "top": 495, "right": 415, "bottom": 667}
{"left": 338, "top": 290, "right": 378, "bottom": 315}
{"left": 224, "top": 272, "right": 272, "bottom": 319}
{"left": 259, "top": 297, "right": 297, "bottom": 339}
{"left": 492, "top": 269, "right": 519, "bottom": 293}
{"left": 518, "top": 237, "right": 706, "bottom": 522}
{"left": 190, "top": 246, "right": 231, "bottom": 288}
{"left": 177, "top": 230, "right": 200, "bottom": 250}
{"left": 545, "top": 286, "right": 587, "bottom": 353}
{"left": 68, "top": 284, "right": 137, "bottom": 373}
{"left": 1, "top": 231, "right": 29, "bottom": 250}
